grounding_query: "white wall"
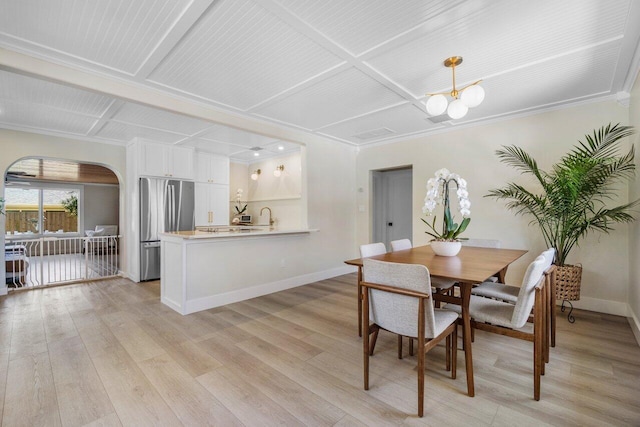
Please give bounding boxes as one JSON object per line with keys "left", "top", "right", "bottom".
{"left": 83, "top": 184, "right": 119, "bottom": 232}
{"left": 231, "top": 151, "right": 303, "bottom": 228}
{"left": 0, "top": 129, "right": 126, "bottom": 295}
{"left": 357, "top": 100, "right": 631, "bottom": 316}
{"left": 629, "top": 73, "right": 640, "bottom": 343}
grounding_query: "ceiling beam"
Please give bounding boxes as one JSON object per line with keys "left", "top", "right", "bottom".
{"left": 0, "top": 47, "right": 344, "bottom": 147}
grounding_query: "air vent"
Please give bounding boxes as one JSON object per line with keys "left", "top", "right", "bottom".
{"left": 352, "top": 127, "right": 395, "bottom": 140}
{"left": 425, "top": 114, "right": 452, "bottom": 124}
{"left": 249, "top": 146, "right": 263, "bottom": 151}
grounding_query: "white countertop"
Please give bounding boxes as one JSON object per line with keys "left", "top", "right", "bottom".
{"left": 160, "top": 226, "right": 315, "bottom": 240}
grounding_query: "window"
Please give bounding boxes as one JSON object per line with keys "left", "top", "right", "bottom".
{"left": 4, "top": 187, "right": 80, "bottom": 236}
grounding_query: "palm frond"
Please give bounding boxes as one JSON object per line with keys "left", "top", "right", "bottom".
{"left": 487, "top": 123, "right": 637, "bottom": 265}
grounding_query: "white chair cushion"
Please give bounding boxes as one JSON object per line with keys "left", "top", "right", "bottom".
{"left": 433, "top": 309, "right": 460, "bottom": 336}
{"left": 445, "top": 295, "right": 516, "bottom": 329}
{"left": 471, "top": 282, "right": 519, "bottom": 303}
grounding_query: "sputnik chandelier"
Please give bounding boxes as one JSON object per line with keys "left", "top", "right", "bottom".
{"left": 424, "top": 56, "right": 484, "bottom": 120}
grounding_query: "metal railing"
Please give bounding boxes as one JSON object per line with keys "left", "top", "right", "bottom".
{"left": 5, "top": 235, "right": 120, "bottom": 288}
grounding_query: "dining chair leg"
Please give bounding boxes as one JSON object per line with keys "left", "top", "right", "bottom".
{"left": 363, "top": 284, "right": 370, "bottom": 390}
{"left": 451, "top": 323, "right": 457, "bottom": 379}
{"left": 550, "top": 269, "right": 557, "bottom": 347}
{"left": 409, "top": 337, "right": 414, "bottom": 356}
{"left": 369, "top": 325, "right": 380, "bottom": 356}
{"left": 534, "top": 289, "right": 543, "bottom": 400}
{"left": 417, "top": 298, "right": 426, "bottom": 417}
{"left": 398, "top": 335, "right": 403, "bottom": 359}
{"left": 446, "top": 335, "right": 451, "bottom": 372}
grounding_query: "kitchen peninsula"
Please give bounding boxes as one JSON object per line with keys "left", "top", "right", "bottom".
{"left": 160, "top": 226, "right": 316, "bottom": 314}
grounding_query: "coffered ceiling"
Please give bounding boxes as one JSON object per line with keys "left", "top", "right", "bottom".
{"left": 0, "top": 0, "right": 639, "bottom": 159}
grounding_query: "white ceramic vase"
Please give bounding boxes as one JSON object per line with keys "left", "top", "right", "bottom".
{"left": 430, "top": 240, "right": 462, "bottom": 256}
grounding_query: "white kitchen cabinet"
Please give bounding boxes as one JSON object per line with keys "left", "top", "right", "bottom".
{"left": 138, "top": 141, "right": 194, "bottom": 180}
{"left": 195, "top": 152, "right": 229, "bottom": 184}
{"left": 195, "top": 183, "right": 229, "bottom": 226}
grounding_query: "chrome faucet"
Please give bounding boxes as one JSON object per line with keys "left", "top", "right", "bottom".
{"left": 260, "top": 206, "right": 274, "bottom": 226}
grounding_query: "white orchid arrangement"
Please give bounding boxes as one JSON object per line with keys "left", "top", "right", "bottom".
{"left": 421, "top": 168, "right": 471, "bottom": 241}
{"left": 234, "top": 188, "right": 247, "bottom": 215}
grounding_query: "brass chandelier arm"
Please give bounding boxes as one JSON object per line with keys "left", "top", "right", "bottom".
{"left": 425, "top": 80, "right": 482, "bottom": 98}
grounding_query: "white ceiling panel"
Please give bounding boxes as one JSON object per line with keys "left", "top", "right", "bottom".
{"left": 0, "top": 70, "right": 113, "bottom": 117}
{"left": 319, "top": 103, "right": 442, "bottom": 144}
{"left": 0, "top": 101, "right": 98, "bottom": 134}
{"left": 275, "top": 0, "right": 467, "bottom": 55}
{"left": 367, "top": 0, "right": 631, "bottom": 98}
{"left": 184, "top": 138, "right": 246, "bottom": 156}
{"left": 255, "top": 67, "right": 407, "bottom": 129}
{"left": 199, "top": 125, "right": 280, "bottom": 148}
{"left": 0, "top": 0, "right": 193, "bottom": 74}
{"left": 450, "top": 42, "right": 619, "bottom": 123}
{"left": 111, "top": 103, "right": 213, "bottom": 135}
{"left": 148, "top": 0, "right": 343, "bottom": 110}
{"left": 261, "top": 140, "right": 300, "bottom": 154}
{"left": 94, "top": 121, "right": 185, "bottom": 144}
{"left": 0, "top": 0, "right": 638, "bottom": 149}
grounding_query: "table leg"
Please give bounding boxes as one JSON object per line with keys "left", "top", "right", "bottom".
{"left": 357, "top": 267, "right": 363, "bottom": 337}
{"left": 460, "top": 281, "right": 474, "bottom": 397}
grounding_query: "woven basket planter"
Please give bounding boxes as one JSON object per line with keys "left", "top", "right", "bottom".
{"left": 555, "top": 264, "right": 582, "bottom": 301}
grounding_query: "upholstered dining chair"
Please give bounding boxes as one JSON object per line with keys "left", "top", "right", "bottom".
{"left": 362, "top": 259, "right": 458, "bottom": 417}
{"left": 390, "top": 239, "right": 456, "bottom": 293}
{"left": 357, "top": 243, "right": 388, "bottom": 336}
{"left": 390, "top": 238, "right": 412, "bottom": 251}
{"left": 446, "top": 255, "right": 549, "bottom": 400}
{"left": 471, "top": 248, "right": 557, "bottom": 358}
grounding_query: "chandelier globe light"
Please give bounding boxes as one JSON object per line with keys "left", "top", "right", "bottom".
{"left": 425, "top": 56, "right": 484, "bottom": 119}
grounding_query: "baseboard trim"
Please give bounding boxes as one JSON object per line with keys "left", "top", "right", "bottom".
{"left": 628, "top": 305, "right": 640, "bottom": 346}
{"left": 0, "top": 286, "right": 7, "bottom": 296}
{"left": 558, "top": 296, "right": 628, "bottom": 317}
{"left": 182, "top": 265, "right": 355, "bottom": 315}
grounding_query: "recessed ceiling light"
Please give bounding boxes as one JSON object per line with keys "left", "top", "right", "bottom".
{"left": 254, "top": 152, "right": 260, "bottom": 157}
{"left": 278, "top": 145, "right": 284, "bottom": 150}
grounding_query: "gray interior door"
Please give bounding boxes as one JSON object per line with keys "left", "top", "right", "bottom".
{"left": 372, "top": 167, "right": 413, "bottom": 248}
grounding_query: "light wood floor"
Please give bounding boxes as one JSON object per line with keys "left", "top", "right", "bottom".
{"left": 0, "top": 274, "right": 639, "bottom": 426}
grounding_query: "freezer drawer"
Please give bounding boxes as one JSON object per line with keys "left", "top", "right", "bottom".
{"left": 140, "top": 241, "right": 161, "bottom": 281}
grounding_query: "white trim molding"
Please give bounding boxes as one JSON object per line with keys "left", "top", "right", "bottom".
{"left": 181, "top": 265, "right": 355, "bottom": 315}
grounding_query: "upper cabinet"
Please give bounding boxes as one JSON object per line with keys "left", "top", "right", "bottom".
{"left": 138, "top": 141, "right": 195, "bottom": 180}
{"left": 195, "top": 152, "right": 229, "bottom": 184}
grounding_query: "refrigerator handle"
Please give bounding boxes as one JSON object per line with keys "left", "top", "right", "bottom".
{"left": 170, "top": 185, "right": 175, "bottom": 231}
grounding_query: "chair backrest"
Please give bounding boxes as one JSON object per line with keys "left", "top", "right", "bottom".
{"left": 511, "top": 256, "right": 548, "bottom": 328}
{"left": 461, "top": 238, "right": 501, "bottom": 248}
{"left": 390, "top": 239, "right": 412, "bottom": 252}
{"left": 359, "top": 242, "right": 387, "bottom": 258}
{"left": 363, "top": 259, "right": 437, "bottom": 338}
{"left": 96, "top": 225, "right": 118, "bottom": 236}
{"left": 540, "top": 247, "right": 555, "bottom": 268}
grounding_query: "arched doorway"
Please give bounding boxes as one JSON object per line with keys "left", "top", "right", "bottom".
{"left": 4, "top": 157, "right": 121, "bottom": 288}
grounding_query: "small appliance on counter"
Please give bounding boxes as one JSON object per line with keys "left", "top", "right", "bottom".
{"left": 238, "top": 214, "right": 252, "bottom": 225}
{"left": 140, "top": 177, "right": 195, "bottom": 281}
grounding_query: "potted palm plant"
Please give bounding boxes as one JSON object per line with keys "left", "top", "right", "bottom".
{"left": 487, "top": 123, "right": 638, "bottom": 314}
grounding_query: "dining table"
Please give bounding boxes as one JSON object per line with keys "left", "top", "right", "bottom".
{"left": 344, "top": 244, "right": 528, "bottom": 397}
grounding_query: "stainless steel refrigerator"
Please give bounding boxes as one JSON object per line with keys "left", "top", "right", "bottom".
{"left": 140, "top": 177, "right": 195, "bottom": 281}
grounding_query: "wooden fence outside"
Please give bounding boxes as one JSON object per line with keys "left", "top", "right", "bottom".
{"left": 5, "top": 210, "right": 78, "bottom": 233}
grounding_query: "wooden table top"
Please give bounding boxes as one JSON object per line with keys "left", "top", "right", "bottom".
{"left": 345, "top": 245, "right": 528, "bottom": 283}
